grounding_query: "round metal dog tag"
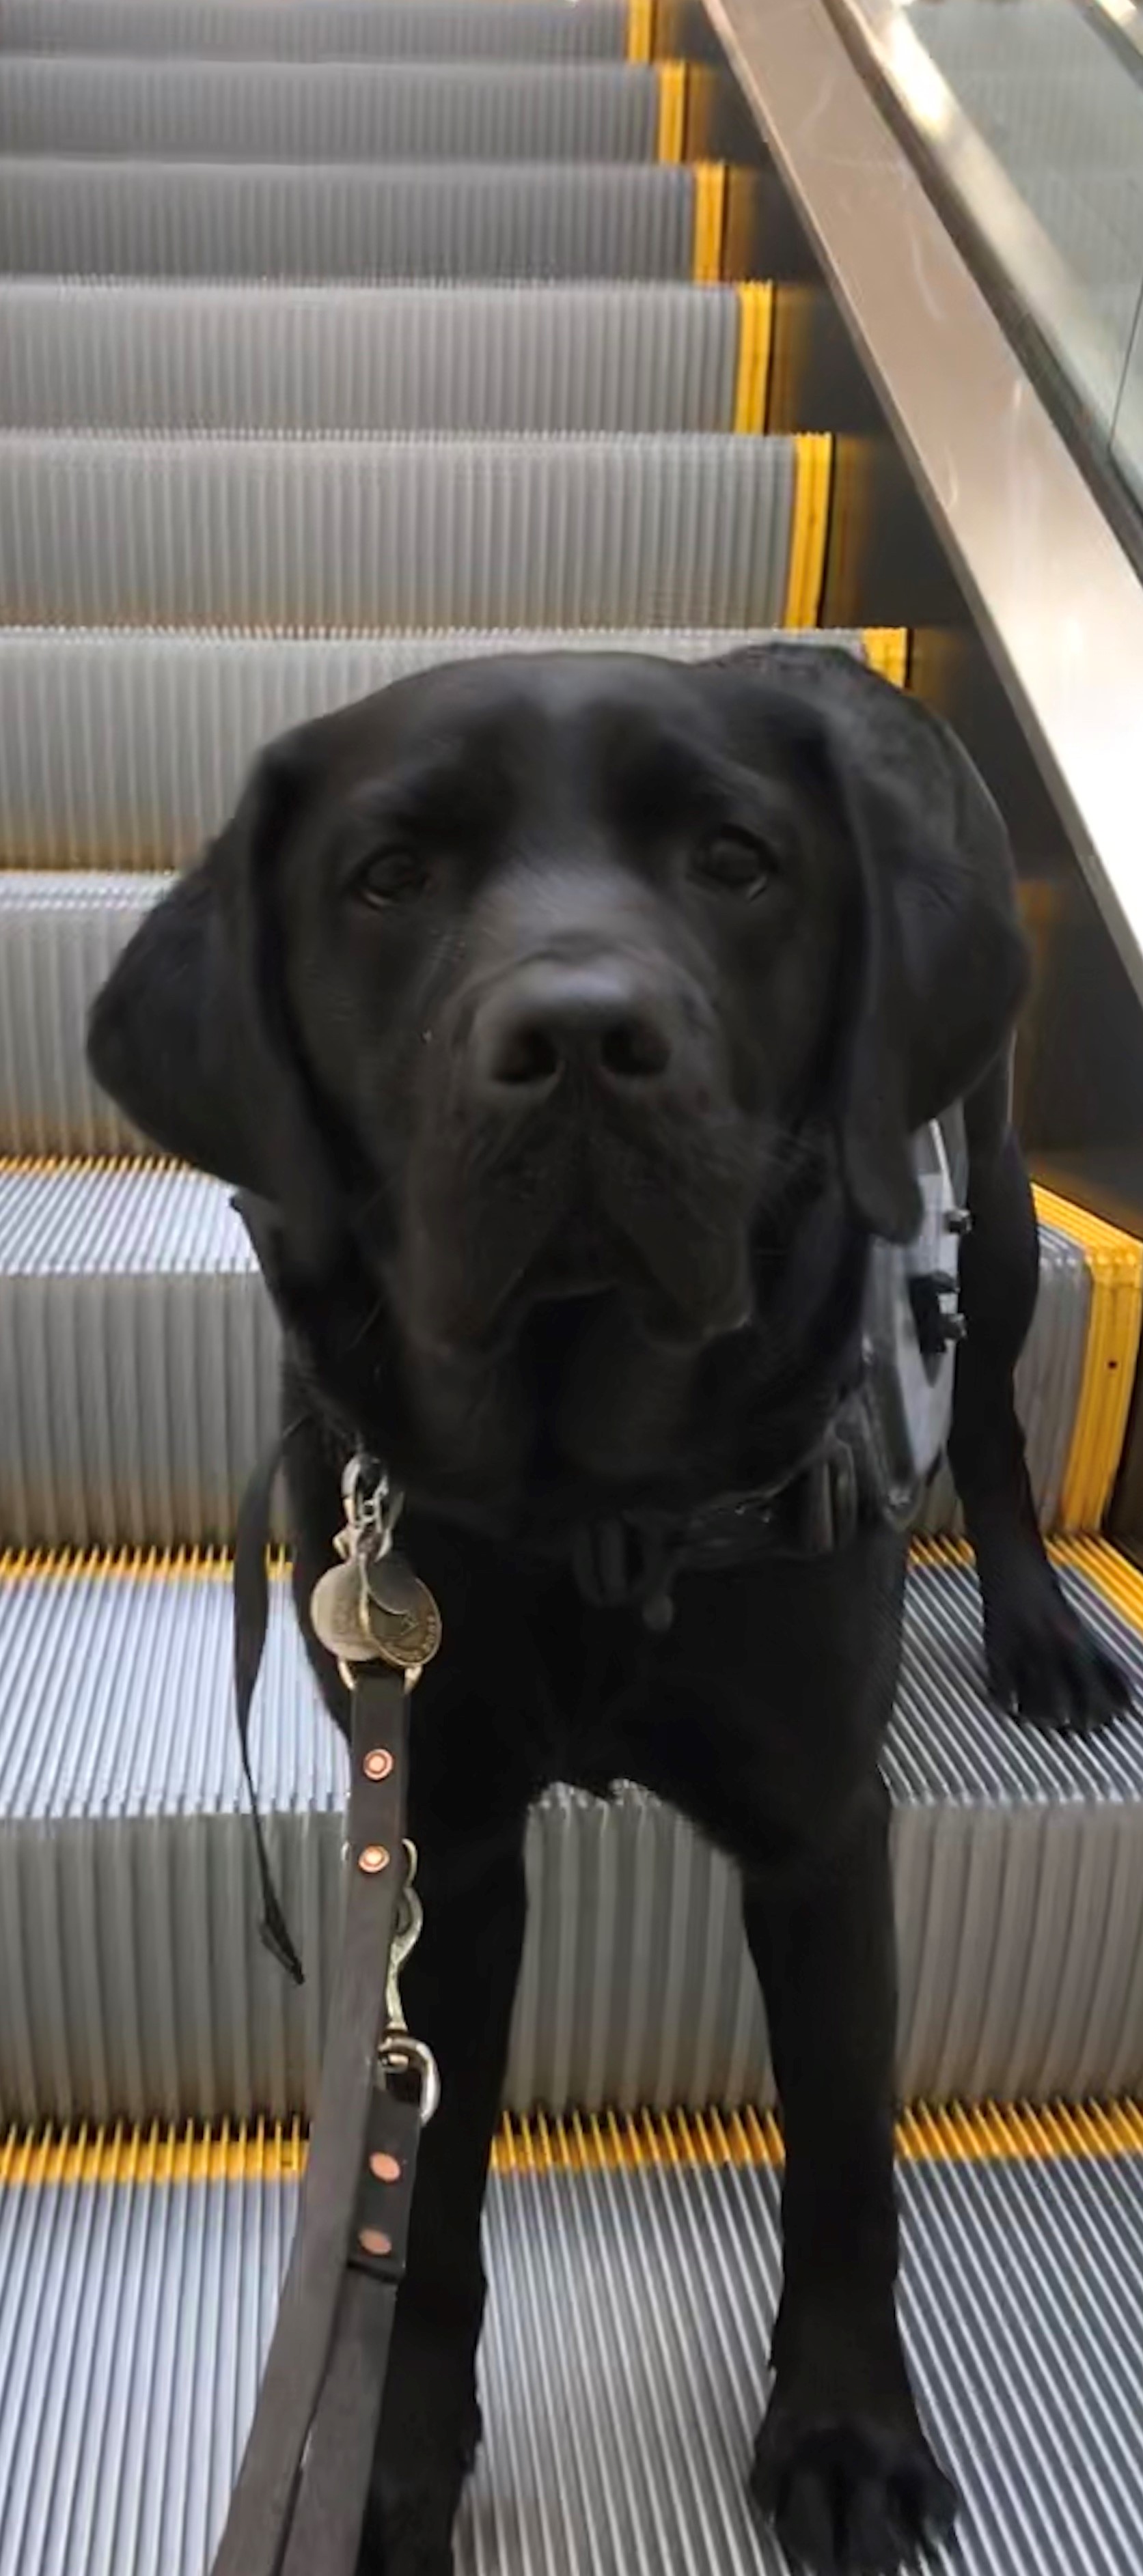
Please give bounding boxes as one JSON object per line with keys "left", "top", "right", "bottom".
{"left": 364, "top": 1550, "right": 425, "bottom": 1623}
{"left": 363, "top": 1578, "right": 442, "bottom": 1673}
{"left": 310, "top": 1561, "right": 378, "bottom": 1664}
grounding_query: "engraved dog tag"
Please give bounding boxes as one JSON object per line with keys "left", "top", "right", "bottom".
{"left": 362, "top": 1573, "right": 442, "bottom": 1672}
{"left": 310, "top": 1560, "right": 378, "bottom": 1664}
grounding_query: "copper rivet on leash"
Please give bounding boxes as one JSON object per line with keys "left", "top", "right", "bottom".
{"left": 358, "top": 1845, "right": 389, "bottom": 1874}
{"left": 358, "top": 2228, "right": 392, "bottom": 2258}
{"left": 363, "top": 1748, "right": 394, "bottom": 1780}
{"left": 370, "top": 2152, "right": 402, "bottom": 2183}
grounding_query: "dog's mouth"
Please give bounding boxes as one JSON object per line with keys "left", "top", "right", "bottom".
{"left": 391, "top": 1107, "right": 760, "bottom": 1363}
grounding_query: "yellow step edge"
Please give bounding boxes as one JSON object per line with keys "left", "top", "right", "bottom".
{"left": 691, "top": 160, "right": 727, "bottom": 283}
{"left": 782, "top": 434, "right": 832, "bottom": 628}
{"left": 4, "top": 2103, "right": 1142, "bottom": 2191}
{"left": 732, "top": 281, "right": 773, "bottom": 432}
{"left": 5, "top": 1534, "right": 1141, "bottom": 1604}
{"left": 656, "top": 59, "right": 687, "bottom": 162}
{"left": 0, "top": 1151, "right": 177, "bottom": 1176}
{"left": 626, "top": 0, "right": 655, "bottom": 63}
{"left": 861, "top": 627, "right": 911, "bottom": 688}
{"left": 1033, "top": 1184, "right": 1143, "bottom": 1531}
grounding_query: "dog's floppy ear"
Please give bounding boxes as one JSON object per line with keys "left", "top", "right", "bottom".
{"left": 713, "top": 647, "right": 1030, "bottom": 1240}
{"left": 87, "top": 730, "right": 339, "bottom": 1261}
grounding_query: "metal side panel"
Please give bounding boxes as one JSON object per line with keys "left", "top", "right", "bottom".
{"left": 0, "top": 157, "right": 698, "bottom": 285}
{"left": 0, "top": 434, "right": 801, "bottom": 634}
{"left": 918, "top": 1222, "right": 1091, "bottom": 1535}
{"left": 1, "top": 1548, "right": 1142, "bottom": 2122}
{"left": 0, "top": 281, "right": 743, "bottom": 439}
{"left": 0, "top": 0, "right": 631, "bottom": 58}
{"left": 0, "top": 59, "right": 660, "bottom": 165}
{"left": 0, "top": 1162, "right": 1092, "bottom": 1545}
{"left": 1, "top": 2117, "right": 1142, "bottom": 2576}
{"left": 0, "top": 624, "right": 883, "bottom": 874}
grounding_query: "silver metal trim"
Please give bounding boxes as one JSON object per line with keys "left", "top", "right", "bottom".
{"left": 707, "top": 0, "right": 1143, "bottom": 995}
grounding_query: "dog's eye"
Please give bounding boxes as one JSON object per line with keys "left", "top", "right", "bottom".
{"left": 691, "top": 832, "right": 774, "bottom": 899}
{"left": 353, "top": 848, "right": 428, "bottom": 910}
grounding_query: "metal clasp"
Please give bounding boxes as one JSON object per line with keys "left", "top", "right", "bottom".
{"left": 377, "top": 1843, "right": 440, "bottom": 2123}
{"left": 340, "top": 1454, "right": 404, "bottom": 1568}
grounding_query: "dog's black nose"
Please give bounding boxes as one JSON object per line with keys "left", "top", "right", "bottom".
{"left": 475, "top": 960, "right": 675, "bottom": 1098}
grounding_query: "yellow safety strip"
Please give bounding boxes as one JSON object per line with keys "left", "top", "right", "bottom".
{"left": 0, "top": 1151, "right": 176, "bottom": 1176}
{"left": 6, "top": 1533, "right": 1141, "bottom": 1612}
{"left": 732, "top": 283, "right": 773, "bottom": 433}
{"left": 0, "top": 1545, "right": 272, "bottom": 1580}
{"left": 656, "top": 59, "right": 687, "bottom": 162}
{"left": 690, "top": 160, "right": 727, "bottom": 283}
{"left": 860, "top": 628, "right": 910, "bottom": 688}
{"left": 1032, "top": 1185, "right": 1143, "bottom": 1532}
{"left": 626, "top": 0, "right": 655, "bottom": 63}
{"left": 782, "top": 434, "right": 831, "bottom": 628}
{"left": 1063, "top": 1533, "right": 1143, "bottom": 1628}
{"left": 4, "top": 2101, "right": 1142, "bottom": 2191}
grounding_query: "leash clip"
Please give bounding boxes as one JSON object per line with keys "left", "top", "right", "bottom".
{"left": 376, "top": 1843, "right": 441, "bottom": 2124}
{"left": 340, "top": 1453, "right": 404, "bottom": 1567}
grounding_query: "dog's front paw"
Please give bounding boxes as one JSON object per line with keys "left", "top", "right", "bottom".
{"left": 982, "top": 1563, "right": 1130, "bottom": 1733}
{"left": 752, "top": 2396, "right": 956, "bottom": 2573}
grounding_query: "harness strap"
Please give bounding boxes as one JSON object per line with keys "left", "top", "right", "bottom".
{"left": 212, "top": 1654, "right": 416, "bottom": 2576}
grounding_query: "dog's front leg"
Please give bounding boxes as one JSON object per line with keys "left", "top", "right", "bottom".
{"left": 355, "top": 1823, "right": 529, "bottom": 2576}
{"left": 743, "top": 1775, "right": 955, "bottom": 2573}
{"left": 949, "top": 1059, "right": 1129, "bottom": 1730}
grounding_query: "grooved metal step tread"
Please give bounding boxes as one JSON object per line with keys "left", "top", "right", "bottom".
{"left": 2, "top": 1537, "right": 1142, "bottom": 2122}
{"left": 0, "top": 618, "right": 891, "bottom": 871}
{"left": 0, "top": 279, "right": 767, "bottom": 438}
{"left": 0, "top": 0, "right": 633, "bottom": 59}
{"left": 0, "top": 1162, "right": 1105, "bottom": 1548}
{"left": 0, "top": 158, "right": 702, "bottom": 283}
{"left": 0, "top": 58, "right": 663, "bottom": 165}
{"left": 0, "top": 431, "right": 816, "bottom": 634}
{"left": 1, "top": 2110, "right": 1142, "bottom": 2576}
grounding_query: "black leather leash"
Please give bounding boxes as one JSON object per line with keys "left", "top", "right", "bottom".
{"left": 210, "top": 1444, "right": 439, "bottom": 2576}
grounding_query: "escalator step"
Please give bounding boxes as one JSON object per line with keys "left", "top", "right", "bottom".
{"left": 1, "top": 1545, "right": 1142, "bottom": 2122}
{"left": 0, "top": 58, "right": 664, "bottom": 164}
{"left": 0, "top": 431, "right": 819, "bottom": 632}
{"left": 0, "top": 0, "right": 633, "bottom": 59}
{"left": 0, "top": 157, "right": 702, "bottom": 283}
{"left": 1, "top": 2109, "right": 1141, "bottom": 2576}
{"left": 0, "top": 1161, "right": 1115, "bottom": 1549}
{"left": 0, "top": 619, "right": 892, "bottom": 872}
{"left": 0, "top": 280, "right": 760, "bottom": 438}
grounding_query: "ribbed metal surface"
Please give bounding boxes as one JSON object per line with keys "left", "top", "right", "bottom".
{"left": 1, "top": 1549, "right": 1141, "bottom": 2122}
{"left": 919, "top": 1221, "right": 1089, "bottom": 1535}
{"left": 0, "top": 434, "right": 798, "bottom": 634}
{"left": 2, "top": 2137, "right": 1142, "bottom": 2576}
{"left": 0, "top": 1162, "right": 1094, "bottom": 1545}
{"left": 0, "top": 281, "right": 741, "bottom": 438}
{"left": 0, "top": 157, "right": 696, "bottom": 283}
{"left": 1, "top": 0, "right": 630, "bottom": 58}
{"left": 0, "top": 156, "right": 696, "bottom": 285}
{"left": 0, "top": 626, "right": 862, "bottom": 872}
{"left": 0, "top": 1166, "right": 279, "bottom": 1550}
{"left": 0, "top": 59, "right": 659, "bottom": 164}
{"left": 0, "top": 878, "right": 162, "bottom": 1156}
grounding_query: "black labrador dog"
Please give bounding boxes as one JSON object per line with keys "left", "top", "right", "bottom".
{"left": 88, "top": 644, "right": 1127, "bottom": 2575}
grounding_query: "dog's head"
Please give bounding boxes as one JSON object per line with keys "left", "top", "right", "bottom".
{"left": 89, "top": 647, "right": 1028, "bottom": 1376}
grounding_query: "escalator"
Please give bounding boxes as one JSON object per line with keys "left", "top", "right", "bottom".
{"left": 1, "top": 3, "right": 1143, "bottom": 2571}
